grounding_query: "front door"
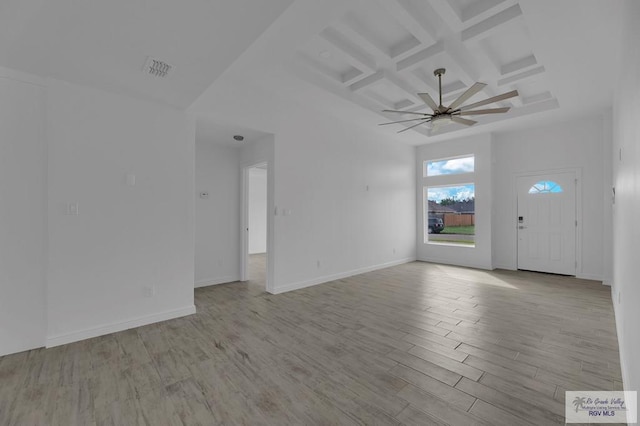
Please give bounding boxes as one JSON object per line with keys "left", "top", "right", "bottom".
{"left": 517, "top": 172, "right": 576, "bottom": 275}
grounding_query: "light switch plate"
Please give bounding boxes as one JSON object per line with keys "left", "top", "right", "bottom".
{"left": 66, "top": 202, "right": 79, "bottom": 215}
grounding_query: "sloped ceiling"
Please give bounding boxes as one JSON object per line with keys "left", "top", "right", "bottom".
{"left": 0, "top": 0, "right": 293, "bottom": 108}
{"left": 0, "top": 0, "right": 623, "bottom": 143}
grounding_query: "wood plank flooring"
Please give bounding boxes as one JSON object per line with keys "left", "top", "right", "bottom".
{"left": 0, "top": 257, "right": 622, "bottom": 425}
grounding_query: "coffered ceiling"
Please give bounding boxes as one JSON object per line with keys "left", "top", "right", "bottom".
{"left": 191, "top": 0, "right": 622, "bottom": 145}
{"left": 293, "top": 0, "right": 557, "bottom": 137}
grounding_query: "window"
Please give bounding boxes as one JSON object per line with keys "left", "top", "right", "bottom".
{"left": 425, "top": 155, "right": 474, "bottom": 177}
{"left": 425, "top": 184, "right": 475, "bottom": 246}
{"left": 423, "top": 153, "right": 476, "bottom": 246}
{"left": 528, "top": 180, "right": 563, "bottom": 194}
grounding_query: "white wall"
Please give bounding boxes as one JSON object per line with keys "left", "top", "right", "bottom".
{"left": 248, "top": 168, "right": 267, "bottom": 254}
{"left": 191, "top": 77, "right": 416, "bottom": 294}
{"left": 492, "top": 115, "right": 609, "bottom": 280}
{"left": 416, "top": 134, "right": 493, "bottom": 270}
{"left": 611, "top": 0, "right": 640, "bottom": 394}
{"left": 0, "top": 68, "right": 47, "bottom": 356}
{"left": 195, "top": 142, "right": 241, "bottom": 287}
{"left": 270, "top": 115, "right": 415, "bottom": 293}
{"left": 46, "top": 78, "right": 195, "bottom": 346}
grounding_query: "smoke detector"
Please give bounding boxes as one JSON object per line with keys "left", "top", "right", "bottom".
{"left": 143, "top": 56, "right": 174, "bottom": 78}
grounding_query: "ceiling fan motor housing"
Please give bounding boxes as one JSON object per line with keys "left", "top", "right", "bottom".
{"left": 379, "top": 66, "right": 519, "bottom": 133}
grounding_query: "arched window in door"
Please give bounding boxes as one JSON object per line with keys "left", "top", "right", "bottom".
{"left": 528, "top": 180, "right": 563, "bottom": 194}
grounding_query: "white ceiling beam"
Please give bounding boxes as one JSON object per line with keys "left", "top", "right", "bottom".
{"left": 407, "top": 72, "right": 439, "bottom": 99}
{"left": 363, "top": 90, "right": 396, "bottom": 109}
{"left": 335, "top": 13, "right": 391, "bottom": 58}
{"left": 522, "top": 91, "right": 552, "bottom": 105}
{"left": 376, "top": 0, "right": 437, "bottom": 48}
{"left": 349, "top": 70, "right": 385, "bottom": 92}
{"left": 385, "top": 71, "right": 423, "bottom": 105}
{"left": 289, "top": 56, "right": 394, "bottom": 117}
{"left": 501, "top": 54, "right": 538, "bottom": 76}
{"left": 442, "top": 81, "right": 467, "bottom": 96}
{"left": 341, "top": 68, "right": 364, "bottom": 85}
{"left": 394, "top": 99, "right": 415, "bottom": 110}
{"left": 441, "top": 39, "right": 480, "bottom": 83}
{"left": 320, "top": 27, "right": 377, "bottom": 73}
{"left": 396, "top": 40, "right": 444, "bottom": 72}
{"left": 411, "top": 68, "right": 439, "bottom": 93}
{"left": 461, "top": 4, "right": 523, "bottom": 43}
{"left": 427, "top": 0, "right": 463, "bottom": 32}
{"left": 461, "top": 0, "right": 509, "bottom": 23}
{"left": 389, "top": 37, "right": 422, "bottom": 60}
{"left": 497, "top": 65, "right": 545, "bottom": 86}
{"left": 293, "top": 53, "right": 342, "bottom": 84}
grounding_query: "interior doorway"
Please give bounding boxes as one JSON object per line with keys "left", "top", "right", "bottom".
{"left": 517, "top": 171, "right": 577, "bottom": 275}
{"left": 241, "top": 163, "right": 268, "bottom": 288}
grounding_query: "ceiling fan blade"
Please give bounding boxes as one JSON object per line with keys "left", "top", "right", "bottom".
{"left": 417, "top": 93, "right": 439, "bottom": 112}
{"left": 382, "top": 109, "right": 430, "bottom": 116}
{"left": 398, "top": 119, "right": 431, "bottom": 133}
{"left": 451, "top": 116, "right": 477, "bottom": 126}
{"left": 447, "top": 82, "right": 487, "bottom": 111}
{"left": 459, "top": 90, "right": 519, "bottom": 111}
{"left": 458, "top": 107, "right": 510, "bottom": 116}
{"left": 379, "top": 117, "right": 433, "bottom": 126}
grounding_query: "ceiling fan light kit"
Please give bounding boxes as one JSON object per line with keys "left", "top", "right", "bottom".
{"left": 380, "top": 68, "right": 519, "bottom": 134}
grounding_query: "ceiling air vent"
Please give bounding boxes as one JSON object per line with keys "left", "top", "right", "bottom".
{"left": 142, "top": 57, "right": 174, "bottom": 78}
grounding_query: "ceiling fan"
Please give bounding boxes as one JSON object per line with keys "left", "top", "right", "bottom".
{"left": 380, "top": 68, "right": 518, "bottom": 133}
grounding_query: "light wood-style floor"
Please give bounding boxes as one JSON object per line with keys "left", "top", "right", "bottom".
{"left": 0, "top": 258, "right": 622, "bottom": 425}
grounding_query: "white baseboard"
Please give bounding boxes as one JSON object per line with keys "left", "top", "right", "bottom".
{"left": 576, "top": 273, "right": 603, "bottom": 282}
{"left": 46, "top": 305, "right": 196, "bottom": 348}
{"left": 195, "top": 276, "right": 239, "bottom": 288}
{"left": 271, "top": 257, "right": 416, "bottom": 295}
{"left": 611, "top": 286, "right": 630, "bottom": 392}
{"left": 0, "top": 338, "right": 45, "bottom": 358}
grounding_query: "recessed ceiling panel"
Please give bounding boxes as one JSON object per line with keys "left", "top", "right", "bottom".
{"left": 344, "top": 4, "right": 418, "bottom": 56}
{"left": 306, "top": 37, "right": 359, "bottom": 77}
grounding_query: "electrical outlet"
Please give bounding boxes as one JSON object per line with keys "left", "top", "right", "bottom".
{"left": 317, "top": 260, "right": 321, "bottom": 268}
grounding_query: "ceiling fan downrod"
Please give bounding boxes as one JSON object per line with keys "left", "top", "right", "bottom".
{"left": 434, "top": 68, "right": 446, "bottom": 108}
